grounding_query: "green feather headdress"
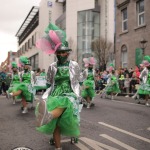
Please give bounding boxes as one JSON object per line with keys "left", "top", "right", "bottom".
{"left": 19, "top": 56, "right": 30, "bottom": 66}
{"left": 11, "top": 62, "right": 18, "bottom": 68}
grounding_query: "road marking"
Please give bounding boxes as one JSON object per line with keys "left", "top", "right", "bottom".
{"left": 61, "top": 139, "right": 90, "bottom": 150}
{"left": 100, "top": 134, "right": 137, "bottom": 150}
{"left": 80, "top": 137, "right": 119, "bottom": 150}
{"left": 98, "top": 122, "right": 150, "bottom": 143}
{"left": 147, "top": 127, "right": 150, "bottom": 131}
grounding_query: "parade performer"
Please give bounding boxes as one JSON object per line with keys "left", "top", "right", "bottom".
{"left": 6, "top": 62, "right": 21, "bottom": 104}
{"left": 35, "top": 23, "right": 84, "bottom": 150}
{"left": 8, "top": 56, "right": 35, "bottom": 113}
{"left": 81, "top": 57, "right": 96, "bottom": 108}
{"left": 105, "top": 64, "right": 120, "bottom": 100}
{"left": 137, "top": 55, "right": 150, "bottom": 106}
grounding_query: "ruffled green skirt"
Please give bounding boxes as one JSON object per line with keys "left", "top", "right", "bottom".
{"left": 81, "top": 80, "right": 95, "bottom": 99}
{"left": 16, "top": 83, "right": 34, "bottom": 102}
{"left": 36, "top": 93, "right": 80, "bottom": 137}
{"left": 106, "top": 83, "right": 121, "bottom": 95}
{"left": 8, "top": 83, "right": 20, "bottom": 100}
{"left": 138, "top": 83, "right": 150, "bottom": 95}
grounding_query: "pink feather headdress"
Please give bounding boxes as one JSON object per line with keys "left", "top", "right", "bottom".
{"left": 36, "top": 23, "right": 71, "bottom": 54}
{"left": 83, "top": 57, "right": 96, "bottom": 67}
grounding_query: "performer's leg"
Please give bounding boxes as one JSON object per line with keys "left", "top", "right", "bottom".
{"left": 145, "top": 95, "right": 150, "bottom": 106}
{"left": 12, "top": 90, "right": 22, "bottom": 96}
{"left": 36, "top": 100, "right": 65, "bottom": 127}
{"left": 86, "top": 96, "right": 91, "bottom": 108}
{"left": 51, "top": 108, "right": 65, "bottom": 118}
{"left": 22, "top": 97, "right": 28, "bottom": 114}
{"left": 53, "top": 126, "right": 61, "bottom": 149}
{"left": 12, "top": 97, "right": 16, "bottom": 105}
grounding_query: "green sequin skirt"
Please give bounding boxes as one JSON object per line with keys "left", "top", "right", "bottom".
{"left": 36, "top": 93, "right": 80, "bottom": 137}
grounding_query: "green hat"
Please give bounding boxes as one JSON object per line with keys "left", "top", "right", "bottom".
{"left": 19, "top": 56, "right": 30, "bottom": 66}
{"left": 11, "top": 62, "right": 18, "bottom": 68}
{"left": 109, "top": 63, "right": 114, "bottom": 67}
{"left": 143, "top": 55, "right": 150, "bottom": 63}
{"left": 57, "top": 41, "right": 72, "bottom": 52}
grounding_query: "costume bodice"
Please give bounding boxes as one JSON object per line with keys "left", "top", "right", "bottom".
{"left": 51, "top": 64, "right": 73, "bottom": 96}
{"left": 87, "top": 69, "right": 94, "bottom": 81}
{"left": 12, "top": 74, "right": 20, "bottom": 84}
{"left": 22, "top": 71, "right": 31, "bottom": 83}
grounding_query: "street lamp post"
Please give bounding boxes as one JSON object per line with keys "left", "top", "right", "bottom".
{"left": 139, "top": 38, "right": 148, "bottom": 56}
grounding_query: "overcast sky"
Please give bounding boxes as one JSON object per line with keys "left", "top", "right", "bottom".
{"left": 0, "top": 0, "right": 41, "bottom": 64}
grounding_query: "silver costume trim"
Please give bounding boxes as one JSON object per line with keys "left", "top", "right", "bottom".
{"left": 139, "top": 67, "right": 148, "bottom": 84}
{"left": 45, "top": 60, "right": 85, "bottom": 99}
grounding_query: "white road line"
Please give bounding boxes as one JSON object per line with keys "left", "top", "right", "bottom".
{"left": 100, "top": 134, "right": 137, "bottom": 150}
{"left": 61, "top": 139, "right": 90, "bottom": 150}
{"left": 80, "top": 137, "right": 119, "bottom": 150}
{"left": 75, "top": 142, "right": 90, "bottom": 150}
{"left": 80, "top": 137, "right": 104, "bottom": 150}
{"left": 98, "top": 122, "right": 150, "bottom": 143}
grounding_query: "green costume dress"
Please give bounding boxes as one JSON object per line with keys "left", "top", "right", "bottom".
{"left": 81, "top": 69, "right": 95, "bottom": 99}
{"left": 106, "top": 75, "right": 120, "bottom": 95}
{"left": 16, "top": 71, "right": 34, "bottom": 102}
{"left": 36, "top": 64, "right": 80, "bottom": 137}
{"left": 8, "top": 73, "right": 20, "bottom": 100}
{"left": 138, "top": 71, "right": 150, "bottom": 95}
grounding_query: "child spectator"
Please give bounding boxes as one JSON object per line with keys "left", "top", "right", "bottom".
{"left": 124, "top": 74, "right": 130, "bottom": 97}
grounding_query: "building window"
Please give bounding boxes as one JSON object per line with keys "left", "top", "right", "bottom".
{"left": 32, "top": 33, "right": 36, "bottom": 46}
{"left": 121, "top": 8, "right": 128, "bottom": 31}
{"left": 29, "top": 53, "right": 39, "bottom": 71}
{"left": 121, "top": 45, "right": 128, "bottom": 68}
{"left": 77, "top": 10, "right": 100, "bottom": 67}
{"left": 137, "top": 0, "right": 145, "bottom": 26}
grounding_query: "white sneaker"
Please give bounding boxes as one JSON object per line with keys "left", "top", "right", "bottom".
{"left": 22, "top": 107, "right": 28, "bottom": 114}
{"left": 132, "top": 95, "right": 136, "bottom": 99}
{"left": 111, "top": 96, "right": 114, "bottom": 100}
{"left": 145, "top": 102, "right": 150, "bottom": 107}
{"left": 36, "top": 100, "right": 53, "bottom": 127}
{"left": 6, "top": 92, "right": 13, "bottom": 99}
{"left": 87, "top": 103, "right": 91, "bottom": 108}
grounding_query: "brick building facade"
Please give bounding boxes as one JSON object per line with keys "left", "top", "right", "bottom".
{"left": 115, "top": 0, "right": 150, "bottom": 69}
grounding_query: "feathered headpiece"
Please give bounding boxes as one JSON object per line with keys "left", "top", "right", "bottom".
{"left": 107, "top": 63, "right": 115, "bottom": 72}
{"left": 83, "top": 57, "right": 96, "bottom": 67}
{"left": 19, "top": 56, "right": 30, "bottom": 66}
{"left": 36, "top": 23, "right": 71, "bottom": 54}
{"left": 11, "top": 62, "right": 18, "bottom": 68}
{"left": 142, "top": 55, "right": 150, "bottom": 66}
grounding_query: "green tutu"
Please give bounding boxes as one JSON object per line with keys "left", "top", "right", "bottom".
{"left": 106, "top": 76, "right": 120, "bottom": 95}
{"left": 8, "top": 83, "right": 21, "bottom": 100}
{"left": 138, "top": 72, "right": 150, "bottom": 95}
{"left": 36, "top": 93, "right": 80, "bottom": 136}
{"left": 16, "top": 83, "right": 34, "bottom": 102}
{"left": 81, "top": 80, "right": 95, "bottom": 99}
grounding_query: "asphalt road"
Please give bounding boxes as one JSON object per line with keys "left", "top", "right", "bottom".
{"left": 0, "top": 94, "right": 149, "bottom": 150}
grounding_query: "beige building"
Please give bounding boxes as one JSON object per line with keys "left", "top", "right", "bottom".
{"left": 115, "top": 0, "right": 150, "bottom": 69}
{"left": 16, "top": 0, "right": 115, "bottom": 71}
